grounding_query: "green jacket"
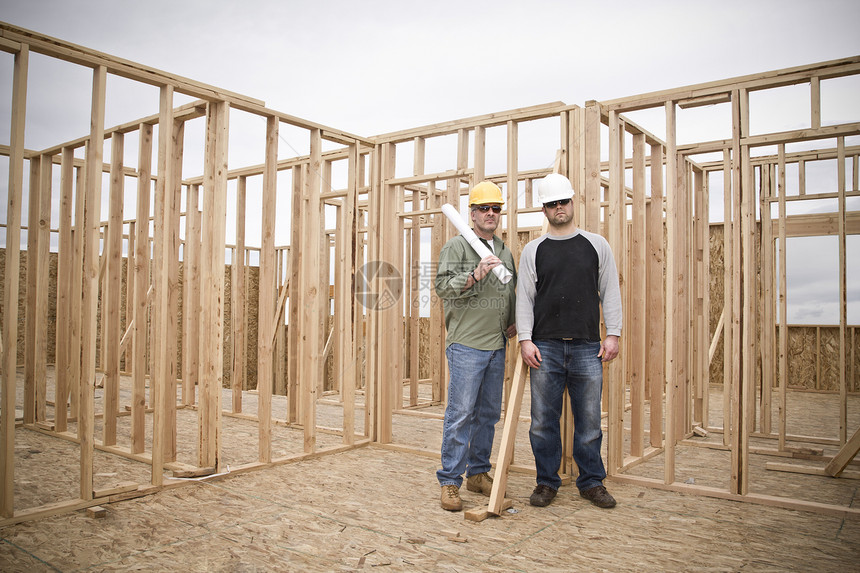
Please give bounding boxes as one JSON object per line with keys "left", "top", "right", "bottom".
{"left": 434, "top": 234, "right": 517, "bottom": 351}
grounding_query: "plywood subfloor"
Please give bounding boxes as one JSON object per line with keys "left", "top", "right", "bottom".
{"left": 1, "top": 445, "right": 858, "bottom": 572}
{"left": 2, "top": 370, "right": 860, "bottom": 571}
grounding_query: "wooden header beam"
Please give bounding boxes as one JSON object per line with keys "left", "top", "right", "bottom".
{"left": 601, "top": 56, "right": 860, "bottom": 113}
{"left": 373, "top": 102, "right": 569, "bottom": 144}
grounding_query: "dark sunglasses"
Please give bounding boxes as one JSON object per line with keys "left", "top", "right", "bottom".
{"left": 543, "top": 198, "right": 571, "bottom": 209}
{"left": 473, "top": 205, "right": 502, "bottom": 213}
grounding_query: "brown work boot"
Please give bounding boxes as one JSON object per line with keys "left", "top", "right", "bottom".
{"left": 529, "top": 484, "right": 557, "bottom": 507}
{"left": 579, "top": 485, "right": 616, "bottom": 508}
{"left": 466, "top": 472, "right": 494, "bottom": 496}
{"left": 440, "top": 485, "right": 463, "bottom": 511}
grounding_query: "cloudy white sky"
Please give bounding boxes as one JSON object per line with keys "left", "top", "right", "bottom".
{"left": 3, "top": 0, "right": 859, "bottom": 135}
{"left": 1, "top": 0, "right": 859, "bottom": 323}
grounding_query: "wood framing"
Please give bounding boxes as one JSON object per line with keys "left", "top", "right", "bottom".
{"left": 1, "top": 22, "right": 858, "bottom": 526}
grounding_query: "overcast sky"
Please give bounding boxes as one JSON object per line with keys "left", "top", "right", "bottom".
{"left": 1, "top": 0, "right": 859, "bottom": 323}
{"left": 3, "top": 0, "right": 859, "bottom": 136}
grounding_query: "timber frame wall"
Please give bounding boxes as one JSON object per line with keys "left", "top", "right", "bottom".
{"left": 0, "top": 22, "right": 858, "bottom": 525}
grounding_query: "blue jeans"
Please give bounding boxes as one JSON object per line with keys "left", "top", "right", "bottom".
{"left": 529, "top": 339, "right": 606, "bottom": 492}
{"left": 437, "top": 343, "right": 506, "bottom": 487}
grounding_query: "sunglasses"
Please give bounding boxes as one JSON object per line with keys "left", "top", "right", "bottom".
{"left": 543, "top": 198, "right": 571, "bottom": 209}
{"left": 473, "top": 205, "right": 502, "bottom": 213}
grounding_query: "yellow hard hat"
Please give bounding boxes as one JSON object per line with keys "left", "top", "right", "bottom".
{"left": 468, "top": 181, "right": 504, "bottom": 206}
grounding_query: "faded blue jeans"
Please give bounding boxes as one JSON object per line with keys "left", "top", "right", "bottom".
{"left": 529, "top": 338, "right": 606, "bottom": 492}
{"left": 437, "top": 343, "right": 506, "bottom": 488}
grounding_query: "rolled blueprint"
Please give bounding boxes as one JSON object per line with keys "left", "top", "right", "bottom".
{"left": 441, "top": 203, "right": 513, "bottom": 284}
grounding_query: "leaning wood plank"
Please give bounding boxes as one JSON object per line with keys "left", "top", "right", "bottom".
{"left": 824, "top": 426, "right": 860, "bottom": 477}
{"left": 487, "top": 352, "right": 526, "bottom": 516}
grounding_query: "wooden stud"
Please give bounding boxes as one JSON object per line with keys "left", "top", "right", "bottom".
{"left": 583, "top": 101, "right": 601, "bottom": 234}
{"left": 151, "top": 86, "right": 175, "bottom": 483}
{"left": 700, "top": 167, "right": 711, "bottom": 429}
{"left": 198, "top": 99, "right": 229, "bottom": 470}
{"left": 429, "top": 179, "right": 444, "bottom": 404}
{"left": 80, "top": 65, "right": 107, "bottom": 500}
{"left": 132, "top": 124, "right": 153, "bottom": 453}
{"left": 777, "top": 145, "right": 788, "bottom": 451}
{"left": 302, "top": 128, "right": 323, "bottom": 452}
{"left": 837, "top": 137, "right": 847, "bottom": 443}
{"left": 810, "top": 76, "right": 821, "bottom": 130}
{"left": 730, "top": 89, "right": 744, "bottom": 491}
{"left": 739, "top": 104, "right": 755, "bottom": 495}
{"left": 630, "top": 133, "right": 647, "bottom": 457}
{"left": 34, "top": 155, "right": 52, "bottom": 423}
{"left": 409, "top": 137, "right": 424, "bottom": 407}
{"left": 505, "top": 120, "right": 519, "bottom": 416}
{"left": 339, "top": 142, "right": 359, "bottom": 444}
{"left": 647, "top": 143, "right": 665, "bottom": 450}
{"left": 759, "top": 164, "right": 774, "bottom": 436}
{"left": 692, "top": 167, "right": 705, "bottom": 428}
{"left": 182, "top": 182, "right": 201, "bottom": 407}
{"left": 55, "top": 146, "right": 75, "bottom": 433}
{"left": 1, "top": 43, "right": 28, "bottom": 518}
{"left": 664, "top": 101, "right": 678, "bottom": 484}
{"left": 103, "top": 132, "right": 125, "bottom": 446}
{"left": 124, "top": 220, "right": 135, "bottom": 374}
{"left": 257, "top": 116, "right": 278, "bottom": 462}
{"left": 607, "top": 110, "right": 625, "bottom": 474}
{"left": 232, "top": 176, "right": 247, "bottom": 412}
{"left": 24, "top": 155, "right": 41, "bottom": 425}
{"left": 288, "top": 165, "right": 303, "bottom": 424}
{"left": 722, "top": 149, "right": 733, "bottom": 448}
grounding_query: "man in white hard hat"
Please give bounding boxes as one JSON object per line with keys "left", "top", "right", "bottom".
{"left": 516, "top": 173, "right": 622, "bottom": 509}
{"left": 434, "top": 181, "right": 517, "bottom": 511}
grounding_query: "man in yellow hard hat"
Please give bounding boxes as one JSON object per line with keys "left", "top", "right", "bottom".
{"left": 434, "top": 181, "right": 517, "bottom": 511}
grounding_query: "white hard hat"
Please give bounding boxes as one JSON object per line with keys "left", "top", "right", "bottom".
{"left": 537, "top": 173, "right": 574, "bottom": 204}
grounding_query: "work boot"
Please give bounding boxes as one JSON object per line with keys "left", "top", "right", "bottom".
{"left": 466, "top": 472, "right": 494, "bottom": 497}
{"left": 529, "top": 484, "right": 557, "bottom": 507}
{"left": 440, "top": 485, "right": 463, "bottom": 511}
{"left": 580, "top": 485, "right": 616, "bottom": 508}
